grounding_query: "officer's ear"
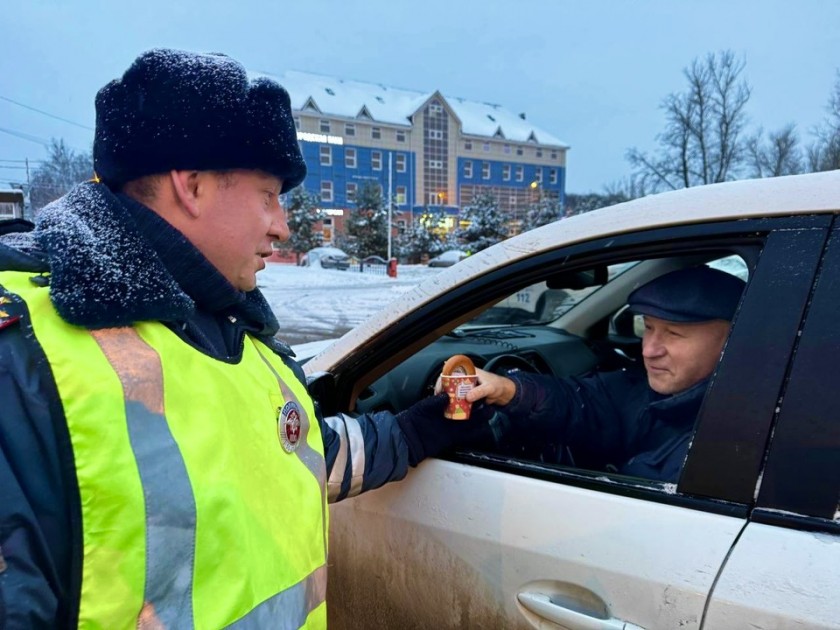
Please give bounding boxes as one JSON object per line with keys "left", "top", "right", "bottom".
{"left": 169, "top": 169, "right": 204, "bottom": 219}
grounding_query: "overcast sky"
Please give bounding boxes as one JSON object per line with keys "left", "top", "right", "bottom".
{"left": 3, "top": 0, "right": 839, "bottom": 193}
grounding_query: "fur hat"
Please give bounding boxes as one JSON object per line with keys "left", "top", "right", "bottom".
{"left": 93, "top": 48, "right": 306, "bottom": 193}
{"left": 628, "top": 266, "right": 746, "bottom": 323}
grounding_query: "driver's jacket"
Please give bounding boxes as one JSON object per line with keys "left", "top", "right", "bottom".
{"left": 0, "top": 183, "right": 411, "bottom": 628}
{"left": 502, "top": 369, "right": 708, "bottom": 481}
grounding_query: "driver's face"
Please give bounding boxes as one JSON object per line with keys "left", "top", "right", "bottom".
{"left": 641, "top": 316, "right": 731, "bottom": 395}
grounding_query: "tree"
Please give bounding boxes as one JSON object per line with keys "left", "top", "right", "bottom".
{"left": 564, "top": 192, "right": 629, "bottom": 216}
{"left": 808, "top": 70, "right": 840, "bottom": 172}
{"left": 343, "top": 181, "right": 388, "bottom": 257}
{"left": 30, "top": 139, "right": 93, "bottom": 211}
{"left": 745, "top": 124, "right": 803, "bottom": 178}
{"left": 395, "top": 211, "right": 446, "bottom": 263}
{"left": 521, "top": 192, "right": 564, "bottom": 232}
{"left": 627, "top": 50, "right": 751, "bottom": 192}
{"left": 284, "top": 187, "right": 325, "bottom": 262}
{"left": 456, "top": 191, "right": 508, "bottom": 253}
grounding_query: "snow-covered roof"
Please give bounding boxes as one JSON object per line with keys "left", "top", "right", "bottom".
{"left": 252, "top": 69, "right": 568, "bottom": 148}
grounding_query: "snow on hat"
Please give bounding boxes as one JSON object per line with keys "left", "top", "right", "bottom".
{"left": 93, "top": 48, "right": 306, "bottom": 193}
{"left": 628, "top": 266, "right": 746, "bottom": 323}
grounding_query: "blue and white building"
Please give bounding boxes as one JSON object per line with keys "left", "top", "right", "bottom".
{"left": 256, "top": 70, "right": 568, "bottom": 237}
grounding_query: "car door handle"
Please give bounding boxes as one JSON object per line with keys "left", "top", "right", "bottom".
{"left": 517, "top": 592, "right": 645, "bottom": 630}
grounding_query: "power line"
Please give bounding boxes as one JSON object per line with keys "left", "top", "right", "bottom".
{"left": 0, "top": 95, "right": 94, "bottom": 131}
{"left": 0, "top": 126, "right": 50, "bottom": 146}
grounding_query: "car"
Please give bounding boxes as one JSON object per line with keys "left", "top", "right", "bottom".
{"left": 299, "top": 246, "right": 350, "bottom": 270}
{"left": 305, "top": 171, "right": 840, "bottom": 630}
{"left": 360, "top": 255, "right": 388, "bottom": 266}
{"left": 427, "top": 249, "right": 468, "bottom": 267}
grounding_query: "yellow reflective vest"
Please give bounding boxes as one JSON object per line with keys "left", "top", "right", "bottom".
{"left": 2, "top": 271, "right": 328, "bottom": 629}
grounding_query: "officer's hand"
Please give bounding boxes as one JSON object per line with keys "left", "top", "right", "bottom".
{"left": 396, "top": 393, "right": 495, "bottom": 466}
{"left": 464, "top": 368, "right": 517, "bottom": 406}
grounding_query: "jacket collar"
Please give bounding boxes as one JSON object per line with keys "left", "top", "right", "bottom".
{"left": 648, "top": 377, "right": 709, "bottom": 423}
{"left": 30, "top": 181, "right": 279, "bottom": 335}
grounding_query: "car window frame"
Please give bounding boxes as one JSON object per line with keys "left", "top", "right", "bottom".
{"left": 751, "top": 220, "right": 840, "bottom": 527}
{"left": 324, "top": 215, "right": 831, "bottom": 508}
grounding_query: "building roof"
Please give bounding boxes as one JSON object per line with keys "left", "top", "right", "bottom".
{"left": 252, "top": 69, "right": 568, "bottom": 148}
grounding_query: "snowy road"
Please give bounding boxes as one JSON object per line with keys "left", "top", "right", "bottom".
{"left": 257, "top": 263, "right": 439, "bottom": 345}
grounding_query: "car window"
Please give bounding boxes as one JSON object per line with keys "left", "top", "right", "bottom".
{"left": 463, "top": 262, "right": 638, "bottom": 328}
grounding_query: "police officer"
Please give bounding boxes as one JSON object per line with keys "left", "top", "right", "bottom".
{"left": 465, "top": 266, "right": 746, "bottom": 481}
{"left": 0, "top": 49, "right": 472, "bottom": 628}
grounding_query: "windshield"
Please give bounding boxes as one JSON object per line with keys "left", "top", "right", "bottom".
{"left": 460, "top": 261, "right": 638, "bottom": 329}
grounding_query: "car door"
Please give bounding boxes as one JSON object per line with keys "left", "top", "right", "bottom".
{"left": 325, "top": 217, "right": 830, "bottom": 630}
{"left": 703, "top": 222, "right": 840, "bottom": 628}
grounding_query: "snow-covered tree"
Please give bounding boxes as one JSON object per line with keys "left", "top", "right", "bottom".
{"left": 456, "top": 191, "right": 508, "bottom": 253}
{"left": 521, "top": 193, "right": 564, "bottom": 232}
{"left": 30, "top": 139, "right": 93, "bottom": 211}
{"left": 395, "top": 211, "right": 446, "bottom": 262}
{"left": 343, "top": 181, "right": 388, "bottom": 257}
{"left": 285, "top": 187, "right": 325, "bottom": 262}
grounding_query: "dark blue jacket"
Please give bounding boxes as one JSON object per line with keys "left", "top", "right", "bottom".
{"left": 502, "top": 369, "right": 707, "bottom": 482}
{"left": 0, "top": 183, "right": 412, "bottom": 628}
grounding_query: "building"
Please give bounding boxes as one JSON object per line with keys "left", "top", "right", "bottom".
{"left": 0, "top": 185, "right": 26, "bottom": 220}
{"left": 256, "top": 70, "right": 568, "bottom": 240}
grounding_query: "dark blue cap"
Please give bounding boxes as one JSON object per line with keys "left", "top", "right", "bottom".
{"left": 628, "top": 266, "right": 746, "bottom": 323}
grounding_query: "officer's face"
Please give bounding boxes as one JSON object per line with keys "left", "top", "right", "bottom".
{"left": 641, "top": 316, "right": 730, "bottom": 395}
{"left": 199, "top": 170, "right": 289, "bottom": 291}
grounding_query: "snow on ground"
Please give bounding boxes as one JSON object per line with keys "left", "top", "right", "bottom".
{"left": 257, "top": 263, "right": 439, "bottom": 345}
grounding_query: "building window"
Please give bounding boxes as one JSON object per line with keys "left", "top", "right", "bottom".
{"left": 346, "top": 182, "right": 357, "bottom": 202}
{"left": 396, "top": 153, "right": 406, "bottom": 172}
{"left": 464, "top": 161, "right": 473, "bottom": 178}
{"left": 429, "top": 159, "right": 443, "bottom": 170}
{"left": 429, "top": 101, "right": 443, "bottom": 114}
{"left": 320, "top": 145, "right": 332, "bottom": 166}
{"left": 395, "top": 185, "right": 407, "bottom": 205}
{"left": 372, "top": 150, "right": 382, "bottom": 170}
{"left": 345, "top": 148, "right": 357, "bottom": 168}
{"left": 482, "top": 142, "right": 490, "bottom": 152}
{"left": 536, "top": 149, "right": 543, "bottom": 158}
{"left": 372, "top": 127, "right": 381, "bottom": 139}
{"left": 319, "top": 119, "right": 330, "bottom": 133}
{"left": 465, "top": 141, "right": 472, "bottom": 150}
{"left": 550, "top": 168, "right": 558, "bottom": 184}
{"left": 482, "top": 162, "right": 490, "bottom": 179}
{"left": 536, "top": 168, "right": 543, "bottom": 183}
{"left": 515, "top": 165, "right": 524, "bottom": 182}
{"left": 503, "top": 144, "right": 511, "bottom": 154}
{"left": 551, "top": 151, "right": 557, "bottom": 160}
{"left": 321, "top": 180, "right": 333, "bottom": 202}
{"left": 516, "top": 147, "right": 523, "bottom": 156}
{"left": 396, "top": 130, "right": 406, "bottom": 142}
{"left": 428, "top": 129, "right": 443, "bottom": 140}
{"left": 345, "top": 123, "right": 356, "bottom": 136}
{"left": 502, "top": 164, "right": 511, "bottom": 181}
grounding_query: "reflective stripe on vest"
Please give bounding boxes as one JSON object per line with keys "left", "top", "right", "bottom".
{"left": 1, "top": 271, "right": 328, "bottom": 629}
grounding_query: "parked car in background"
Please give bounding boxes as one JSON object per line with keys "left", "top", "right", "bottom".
{"left": 427, "top": 249, "right": 468, "bottom": 267}
{"left": 299, "top": 246, "right": 350, "bottom": 270}
{"left": 304, "top": 172, "right": 840, "bottom": 630}
{"left": 360, "top": 255, "right": 388, "bottom": 267}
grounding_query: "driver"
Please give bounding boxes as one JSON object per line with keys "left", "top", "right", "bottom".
{"left": 462, "top": 266, "right": 746, "bottom": 482}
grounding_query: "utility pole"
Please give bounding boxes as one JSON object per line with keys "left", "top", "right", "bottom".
{"left": 387, "top": 151, "right": 393, "bottom": 260}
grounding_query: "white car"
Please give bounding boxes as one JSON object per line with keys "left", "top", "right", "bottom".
{"left": 304, "top": 171, "right": 840, "bottom": 629}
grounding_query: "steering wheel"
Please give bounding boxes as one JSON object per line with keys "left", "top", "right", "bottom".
{"left": 482, "top": 353, "right": 540, "bottom": 376}
{"left": 479, "top": 354, "right": 573, "bottom": 466}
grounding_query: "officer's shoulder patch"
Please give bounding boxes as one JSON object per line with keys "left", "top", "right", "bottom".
{"left": 0, "top": 295, "right": 21, "bottom": 331}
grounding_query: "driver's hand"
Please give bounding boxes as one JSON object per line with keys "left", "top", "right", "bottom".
{"left": 433, "top": 367, "right": 514, "bottom": 407}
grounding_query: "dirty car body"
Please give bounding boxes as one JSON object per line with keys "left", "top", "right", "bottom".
{"left": 304, "top": 172, "right": 840, "bottom": 629}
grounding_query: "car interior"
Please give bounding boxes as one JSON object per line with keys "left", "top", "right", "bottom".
{"left": 347, "top": 246, "right": 753, "bottom": 477}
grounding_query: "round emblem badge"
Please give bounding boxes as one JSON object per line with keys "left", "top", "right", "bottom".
{"left": 278, "top": 401, "right": 303, "bottom": 453}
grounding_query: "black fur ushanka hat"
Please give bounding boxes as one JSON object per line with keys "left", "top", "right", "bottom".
{"left": 94, "top": 48, "right": 306, "bottom": 193}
